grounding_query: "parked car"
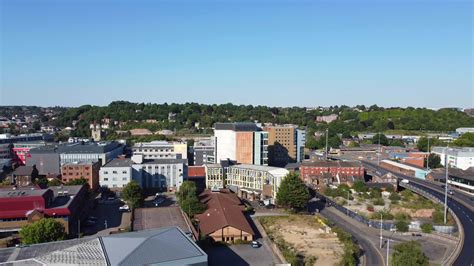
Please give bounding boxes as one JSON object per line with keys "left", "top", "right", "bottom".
{"left": 251, "top": 241, "right": 261, "bottom": 248}
{"left": 85, "top": 219, "right": 96, "bottom": 226}
{"left": 265, "top": 204, "right": 276, "bottom": 209}
{"left": 448, "top": 190, "right": 454, "bottom": 195}
{"left": 401, "top": 179, "right": 409, "bottom": 184}
{"left": 119, "top": 205, "right": 130, "bottom": 212}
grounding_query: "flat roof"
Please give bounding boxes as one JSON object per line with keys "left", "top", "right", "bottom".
{"left": 214, "top": 122, "right": 261, "bottom": 131}
{"left": 102, "top": 158, "right": 134, "bottom": 168}
{"left": 381, "top": 159, "right": 427, "bottom": 172}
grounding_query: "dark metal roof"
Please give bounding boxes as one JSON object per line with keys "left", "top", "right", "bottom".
{"left": 214, "top": 122, "right": 261, "bottom": 132}
{"left": 57, "top": 141, "right": 123, "bottom": 154}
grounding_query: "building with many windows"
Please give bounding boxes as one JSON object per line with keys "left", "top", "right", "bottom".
{"left": 226, "top": 164, "right": 289, "bottom": 202}
{"left": 58, "top": 141, "right": 124, "bottom": 166}
{"left": 432, "top": 146, "right": 474, "bottom": 171}
{"left": 132, "top": 141, "right": 187, "bottom": 160}
{"left": 61, "top": 161, "right": 100, "bottom": 190}
{"left": 192, "top": 137, "right": 215, "bottom": 166}
{"left": 99, "top": 157, "right": 137, "bottom": 189}
{"left": 300, "top": 160, "right": 365, "bottom": 187}
{"left": 99, "top": 155, "right": 186, "bottom": 191}
{"left": 213, "top": 122, "right": 268, "bottom": 165}
{"left": 205, "top": 161, "right": 288, "bottom": 203}
{"left": 264, "top": 125, "right": 306, "bottom": 166}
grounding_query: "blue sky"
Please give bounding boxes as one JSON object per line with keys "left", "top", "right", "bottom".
{"left": 1, "top": 0, "right": 472, "bottom": 108}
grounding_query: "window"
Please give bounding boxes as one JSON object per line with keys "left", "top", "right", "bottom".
{"left": 103, "top": 178, "right": 109, "bottom": 181}
{"left": 122, "top": 177, "right": 127, "bottom": 181}
{"left": 122, "top": 171, "right": 127, "bottom": 174}
{"left": 104, "top": 171, "right": 108, "bottom": 174}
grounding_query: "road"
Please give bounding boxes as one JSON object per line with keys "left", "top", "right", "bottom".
{"left": 362, "top": 160, "right": 474, "bottom": 266}
{"left": 318, "top": 206, "right": 384, "bottom": 266}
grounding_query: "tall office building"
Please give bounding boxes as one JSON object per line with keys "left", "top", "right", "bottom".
{"left": 264, "top": 125, "right": 306, "bottom": 166}
{"left": 213, "top": 123, "right": 268, "bottom": 165}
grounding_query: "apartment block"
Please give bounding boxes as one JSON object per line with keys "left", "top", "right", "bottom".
{"left": 213, "top": 122, "right": 268, "bottom": 165}
{"left": 61, "top": 161, "right": 100, "bottom": 190}
{"left": 264, "top": 125, "right": 306, "bottom": 166}
{"left": 432, "top": 147, "right": 474, "bottom": 171}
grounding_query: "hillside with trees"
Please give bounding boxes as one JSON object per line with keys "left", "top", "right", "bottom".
{"left": 3, "top": 103, "right": 473, "bottom": 144}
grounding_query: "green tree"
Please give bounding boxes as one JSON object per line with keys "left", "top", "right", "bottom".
{"left": 32, "top": 121, "right": 41, "bottom": 131}
{"left": 420, "top": 223, "right": 433, "bottom": 233}
{"left": 352, "top": 180, "right": 368, "bottom": 192}
{"left": 276, "top": 173, "right": 310, "bottom": 210}
{"left": 122, "top": 181, "right": 144, "bottom": 209}
{"left": 424, "top": 153, "right": 442, "bottom": 169}
{"left": 65, "top": 177, "right": 89, "bottom": 186}
{"left": 452, "top": 132, "right": 474, "bottom": 147}
{"left": 48, "top": 178, "right": 62, "bottom": 187}
{"left": 391, "top": 241, "right": 429, "bottom": 266}
{"left": 372, "top": 133, "right": 389, "bottom": 146}
{"left": 20, "top": 218, "right": 66, "bottom": 244}
{"left": 395, "top": 220, "right": 409, "bottom": 232}
{"left": 389, "top": 139, "right": 405, "bottom": 147}
{"left": 177, "top": 181, "right": 206, "bottom": 217}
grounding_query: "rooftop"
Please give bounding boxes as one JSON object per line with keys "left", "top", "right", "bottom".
{"left": 214, "top": 122, "right": 261, "bottom": 132}
{"left": 102, "top": 158, "right": 134, "bottom": 168}
{"left": 197, "top": 190, "right": 254, "bottom": 236}
{"left": 57, "top": 141, "right": 123, "bottom": 154}
{"left": 141, "top": 158, "right": 188, "bottom": 164}
{"left": 301, "top": 160, "right": 363, "bottom": 168}
{"left": 0, "top": 227, "right": 207, "bottom": 266}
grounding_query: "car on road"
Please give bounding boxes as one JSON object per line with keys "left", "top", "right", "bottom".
{"left": 251, "top": 241, "right": 261, "bottom": 248}
{"left": 401, "top": 179, "right": 409, "bottom": 184}
{"left": 119, "top": 204, "right": 130, "bottom": 212}
{"left": 154, "top": 198, "right": 165, "bottom": 206}
{"left": 88, "top": 216, "right": 98, "bottom": 221}
{"left": 448, "top": 190, "right": 454, "bottom": 195}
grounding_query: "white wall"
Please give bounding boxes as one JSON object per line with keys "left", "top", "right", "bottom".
{"left": 215, "top": 130, "right": 236, "bottom": 162}
{"left": 99, "top": 166, "right": 133, "bottom": 189}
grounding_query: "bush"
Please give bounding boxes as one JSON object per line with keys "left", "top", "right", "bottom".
{"left": 372, "top": 198, "right": 385, "bottom": 206}
{"left": 389, "top": 193, "right": 401, "bottom": 201}
{"left": 432, "top": 209, "right": 444, "bottom": 224}
{"left": 394, "top": 212, "right": 411, "bottom": 221}
{"left": 395, "top": 220, "right": 409, "bottom": 232}
{"left": 367, "top": 204, "right": 374, "bottom": 212}
{"left": 371, "top": 210, "right": 394, "bottom": 220}
{"left": 20, "top": 218, "right": 66, "bottom": 244}
{"left": 420, "top": 223, "right": 433, "bottom": 233}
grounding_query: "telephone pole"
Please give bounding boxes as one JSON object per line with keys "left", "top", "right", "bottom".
{"left": 444, "top": 146, "right": 449, "bottom": 224}
{"left": 379, "top": 213, "right": 383, "bottom": 248}
{"left": 426, "top": 137, "right": 430, "bottom": 171}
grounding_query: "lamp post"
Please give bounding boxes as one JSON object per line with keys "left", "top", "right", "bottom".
{"left": 386, "top": 238, "right": 392, "bottom": 266}
{"left": 325, "top": 129, "right": 329, "bottom": 160}
{"left": 426, "top": 137, "right": 430, "bottom": 171}
{"left": 444, "top": 146, "right": 449, "bottom": 224}
{"left": 377, "top": 132, "right": 381, "bottom": 166}
{"left": 380, "top": 213, "right": 383, "bottom": 249}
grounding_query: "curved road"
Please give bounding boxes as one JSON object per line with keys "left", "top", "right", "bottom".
{"left": 362, "top": 161, "right": 474, "bottom": 266}
{"left": 309, "top": 199, "right": 384, "bottom": 266}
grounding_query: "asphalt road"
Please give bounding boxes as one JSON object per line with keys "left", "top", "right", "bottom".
{"left": 310, "top": 199, "right": 383, "bottom": 266}
{"left": 362, "top": 160, "right": 474, "bottom": 266}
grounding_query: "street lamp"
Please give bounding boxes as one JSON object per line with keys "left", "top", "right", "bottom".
{"left": 380, "top": 213, "right": 383, "bottom": 249}
{"left": 426, "top": 137, "right": 430, "bottom": 171}
{"left": 444, "top": 146, "right": 449, "bottom": 224}
{"left": 377, "top": 132, "right": 381, "bottom": 166}
{"left": 325, "top": 129, "right": 329, "bottom": 160}
{"left": 386, "top": 238, "right": 392, "bottom": 266}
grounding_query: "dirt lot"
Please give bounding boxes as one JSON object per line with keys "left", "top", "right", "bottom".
{"left": 260, "top": 215, "right": 344, "bottom": 266}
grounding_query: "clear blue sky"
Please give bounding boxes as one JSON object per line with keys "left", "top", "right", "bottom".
{"left": 1, "top": 0, "right": 472, "bottom": 108}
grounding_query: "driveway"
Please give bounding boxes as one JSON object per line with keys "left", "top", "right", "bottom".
{"left": 82, "top": 199, "right": 131, "bottom": 236}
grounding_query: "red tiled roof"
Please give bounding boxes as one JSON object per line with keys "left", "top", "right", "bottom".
{"left": 196, "top": 189, "right": 254, "bottom": 236}
{"left": 188, "top": 166, "right": 205, "bottom": 178}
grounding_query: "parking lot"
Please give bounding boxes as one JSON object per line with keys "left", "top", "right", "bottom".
{"left": 81, "top": 198, "right": 131, "bottom": 236}
{"left": 204, "top": 241, "right": 279, "bottom": 266}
